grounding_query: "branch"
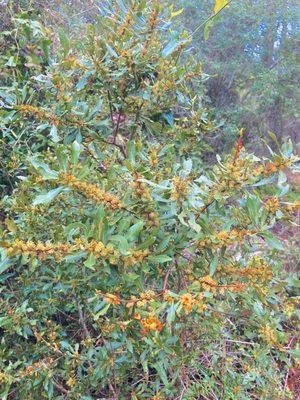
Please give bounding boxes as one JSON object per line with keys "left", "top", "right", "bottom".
{"left": 109, "top": 382, "right": 119, "bottom": 400}
{"left": 107, "top": 90, "right": 115, "bottom": 128}
{"left": 0, "top": 159, "right": 14, "bottom": 190}
{"left": 113, "top": 111, "right": 122, "bottom": 144}
{"left": 99, "top": 138, "right": 127, "bottom": 158}
{"left": 53, "top": 380, "right": 68, "bottom": 395}
{"left": 74, "top": 295, "right": 91, "bottom": 338}
{"left": 162, "top": 266, "right": 174, "bottom": 292}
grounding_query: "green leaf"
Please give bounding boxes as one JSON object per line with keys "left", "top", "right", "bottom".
{"left": 76, "top": 76, "right": 88, "bottom": 91}
{"left": 289, "top": 349, "right": 300, "bottom": 361}
{"left": 141, "top": 359, "right": 148, "bottom": 375}
{"left": 209, "top": 255, "right": 218, "bottom": 276}
{"left": 166, "top": 303, "right": 178, "bottom": 324}
{"left": 58, "top": 29, "right": 70, "bottom": 54}
{"left": 162, "top": 112, "right": 174, "bottom": 126}
{"left": 30, "top": 159, "right": 59, "bottom": 180}
{"left": 169, "top": 5, "right": 184, "bottom": 19}
{"left": 155, "top": 363, "right": 169, "bottom": 386}
{"left": 137, "top": 236, "right": 156, "bottom": 250}
{"left": 204, "top": 19, "right": 214, "bottom": 41}
{"left": 109, "top": 235, "right": 129, "bottom": 254}
{"left": 246, "top": 196, "right": 260, "bottom": 226}
{"left": 123, "top": 272, "right": 139, "bottom": 282}
{"left": 126, "top": 221, "right": 144, "bottom": 241}
{"left": 60, "top": 340, "right": 73, "bottom": 350}
{"left": 252, "top": 176, "right": 276, "bottom": 187}
{"left": 64, "top": 251, "right": 87, "bottom": 263}
{"left": 106, "top": 43, "right": 118, "bottom": 58}
{"left": 281, "top": 139, "right": 293, "bottom": 157}
{"left": 148, "top": 255, "right": 172, "bottom": 263}
{"left": 49, "top": 125, "right": 60, "bottom": 142}
{"left": 261, "top": 233, "right": 284, "bottom": 251}
{"left": 162, "top": 38, "right": 186, "bottom": 57}
{"left": 267, "top": 131, "right": 280, "bottom": 148}
{"left": 0, "top": 257, "right": 12, "bottom": 274}
{"left": 71, "top": 140, "right": 82, "bottom": 164}
{"left": 127, "top": 141, "right": 136, "bottom": 165}
{"left": 84, "top": 254, "right": 96, "bottom": 270}
{"left": 6, "top": 56, "right": 17, "bottom": 67}
{"left": 94, "top": 303, "right": 110, "bottom": 320}
{"left": 66, "top": 222, "right": 88, "bottom": 241}
{"left": 32, "top": 186, "right": 65, "bottom": 206}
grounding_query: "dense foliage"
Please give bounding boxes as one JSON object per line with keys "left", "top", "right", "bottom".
{"left": 0, "top": 1, "right": 299, "bottom": 399}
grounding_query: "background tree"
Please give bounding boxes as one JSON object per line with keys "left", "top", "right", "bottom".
{"left": 179, "top": 0, "right": 300, "bottom": 149}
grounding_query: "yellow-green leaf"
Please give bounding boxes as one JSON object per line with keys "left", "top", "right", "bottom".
{"left": 213, "top": 0, "right": 229, "bottom": 14}
{"left": 169, "top": 4, "right": 184, "bottom": 19}
{"left": 5, "top": 218, "right": 18, "bottom": 233}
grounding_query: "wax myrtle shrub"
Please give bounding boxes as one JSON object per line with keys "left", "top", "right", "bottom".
{"left": 0, "top": 3, "right": 53, "bottom": 193}
{"left": 0, "top": 1, "right": 300, "bottom": 399}
{"left": 0, "top": 0, "right": 211, "bottom": 195}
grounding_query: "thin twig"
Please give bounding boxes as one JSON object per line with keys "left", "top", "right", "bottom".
{"left": 74, "top": 295, "right": 91, "bottom": 338}
{"left": 107, "top": 90, "right": 115, "bottom": 128}
{"left": 53, "top": 380, "right": 68, "bottom": 395}
{"left": 68, "top": 4, "right": 99, "bottom": 20}
{"left": 0, "top": 159, "right": 14, "bottom": 190}
{"left": 113, "top": 112, "right": 122, "bottom": 144}
{"left": 109, "top": 382, "right": 119, "bottom": 399}
{"left": 99, "top": 138, "right": 127, "bottom": 158}
{"left": 162, "top": 266, "right": 173, "bottom": 292}
{"left": 225, "top": 339, "right": 256, "bottom": 346}
{"left": 188, "top": 0, "right": 233, "bottom": 39}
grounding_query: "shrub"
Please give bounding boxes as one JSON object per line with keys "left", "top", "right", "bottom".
{"left": 0, "top": 1, "right": 299, "bottom": 399}
{"left": 0, "top": 4, "right": 53, "bottom": 192}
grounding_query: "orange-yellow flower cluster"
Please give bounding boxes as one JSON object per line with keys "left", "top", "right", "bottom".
{"left": 5, "top": 239, "right": 74, "bottom": 260}
{"left": 3, "top": 239, "right": 153, "bottom": 267}
{"left": 211, "top": 157, "right": 259, "bottom": 194}
{"left": 60, "top": 173, "right": 123, "bottom": 210}
{"left": 18, "top": 358, "right": 53, "bottom": 378}
{"left": 66, "top": 376, "right": 77, "bottom": 388}
{"left": 145, "top": 0, "right": 160, "bottom": 33}
{"left": 117, "top": 10, "right": 134, "bottom": 36}
{"left": 223, "top": 281, "right": 246, "bottom": 293}
{"left": 75, "top": 238, "right": 120, "bottom": 264}
{"left": 236, "top": 256, "right": 272, "bottom": 283}
{"left": 130, "top": 174, "right": 152, "bottom": 200}
{"left": 265, "top": 197, "right": 280, "bottom": 213}
{"left": 179, "top": 292, "right": 197, "bottom": 314}
{"left": 61, "top": 55, "right": 88, "bottom": 71}
{"left": 145, "top": 211, "right": 159, "bottom": 227}
{"left": 149, "top": 147, "right": 159, "bottom": 167}
{"left": 123, "top": 249, "right": 149, "bottom": 267}
{"left": 16, "top": 104, "right": 59, "bottom": 125}
{"left": 259, "top": 325, "right": 277, "bottom": 347}
{"left": 263, "top": 157, "right": 295, "bottom": 176}
{"left": 103, "top": 293, "right": 121, "bottom": 305}
{"left": 284, "top": 201, "right": 300, "bottom": 213}
{"left": 140, "top": 290, "right": 156, "bottom": 301}
{"left": 126, "top": 290, "right": 157, "bottom": 308}
{"left": 197, "top": 229, "right": 257, "bottom": 250}
{"left": 171, "top": 176, "right": 190, "bottom": 201}
{"left": 265, "top": 198, "right": 300, "bottom": 214}
{"left": 199, "top": 275, "right": 218, "bottom": 292}
{"left": 140, "top": 315, "right": 163, "bottom": 335}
